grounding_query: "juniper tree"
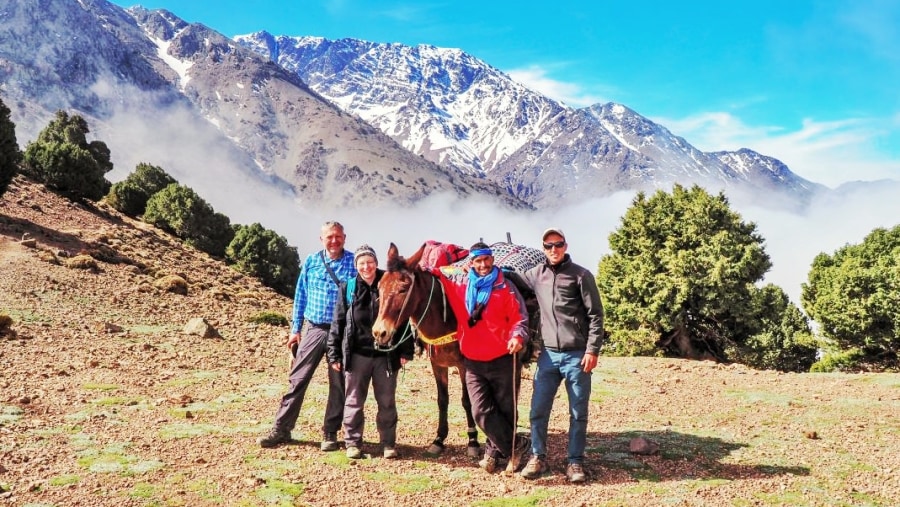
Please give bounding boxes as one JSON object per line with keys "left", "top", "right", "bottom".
{"left": 802, "top": 225, "right": 900, "bottom": 371}
{"left": 0, "top": 97, "right": 21, "bottom": 197}
{"left": 21, "top": 111, "right": 111, "bottom": 201}
{"left": 226, "top": 223, "right": 300, "bottom": 297}
{"left": 598, "top": 184, "right": 815, "bottom": 371}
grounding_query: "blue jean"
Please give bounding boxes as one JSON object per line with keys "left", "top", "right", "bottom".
{"left": 528, "top": 348, "right": 591, "bottom": 464}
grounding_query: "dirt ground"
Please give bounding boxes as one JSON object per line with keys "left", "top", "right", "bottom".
{"left": 1, "top": 177, "right": 898, "bottom": 506}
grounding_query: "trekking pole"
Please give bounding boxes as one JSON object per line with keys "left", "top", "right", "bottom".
{"left": 507, "top": 350, "right": 519, "bottom": 472}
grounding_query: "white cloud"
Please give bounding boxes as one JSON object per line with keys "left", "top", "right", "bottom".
{"left": 656, "top": 112, "right": 900, "bottom": 187}
{"left": 506, "top": 65, "right": 608, "bottom": 108}
{"left": 338, "top": 184, "right": 900, "bottom": 311}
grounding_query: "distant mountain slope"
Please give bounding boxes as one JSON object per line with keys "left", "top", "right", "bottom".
{"left": 0, "top": 0, "right": 528, "bottom": 211}
{"left": 238, "top": 32, "right": 823, "bottom": 209}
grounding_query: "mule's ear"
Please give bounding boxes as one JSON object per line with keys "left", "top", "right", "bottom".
{"left": 406, "top": 242, "right": 427, "bottom": 269}
{"left": 387, "top": 242, "right": 399, "bottom": 260}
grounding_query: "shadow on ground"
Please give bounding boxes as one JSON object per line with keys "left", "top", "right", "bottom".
{"left": 538, "top": 429, "right": 810, "bottom": 485}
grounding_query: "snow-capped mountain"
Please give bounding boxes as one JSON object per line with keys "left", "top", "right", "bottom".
{"left": 236, "top": 34, "right": 566, "bottom": 178}
{"left": 0, "top": 0, "right": 526, "bottom": 211}
{"left": 2, "top": 0, "right": 825, "bottom": 214}
{"left": 237, "top": 32, "right": 823, "bottom": 209}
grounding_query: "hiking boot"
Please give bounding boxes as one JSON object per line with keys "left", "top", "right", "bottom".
{"left": 520, "top": 455, "right": 550, "bottom": 479}
{"left": 320, "top": 432, "right": 339, "bottom": 452}
{"left": 258, "top": 428, "right": 291, "bottom": 448}
{"left": 383, "top": 446, "right": 398, "bottom": 459}
{"left": 478, "top": 454, "right": 498, "bottom": 473}
{"left": 566, "top": 463, "right": 586, "bottom": 483}
{"left": 346, "top": 446, "right": 362, "bottom": 459}
{"left": 506, "top": 436, "right": 531, "bottom": 472}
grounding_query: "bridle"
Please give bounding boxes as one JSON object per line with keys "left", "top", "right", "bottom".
{"left": 375, "top": 270, "right": 456, "bottom": 351}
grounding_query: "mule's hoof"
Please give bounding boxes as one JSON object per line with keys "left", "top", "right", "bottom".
{"left": 466, "top": 445, "right": 481, "bottom": 459}
{"left": 426, "top": 443, "right": 445, "bottom": 455}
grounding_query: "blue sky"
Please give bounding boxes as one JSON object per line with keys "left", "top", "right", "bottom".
{"left": 110, "top": 0, "right": 900, "bottom": 188}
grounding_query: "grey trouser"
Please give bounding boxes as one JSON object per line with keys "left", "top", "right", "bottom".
{"left": 342, "top": 353, "right": 398, "bottom": 447}
{"left": 273, "top": 324, "right": 345, "bottom": 435}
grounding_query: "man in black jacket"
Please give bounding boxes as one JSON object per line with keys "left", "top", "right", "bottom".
{"left": 519, "top": 228, "right": 604, "bottom": 483}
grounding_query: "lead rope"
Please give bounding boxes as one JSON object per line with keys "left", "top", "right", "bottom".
{"left": 510, "top": 350, "right": 519, "bottom": 469}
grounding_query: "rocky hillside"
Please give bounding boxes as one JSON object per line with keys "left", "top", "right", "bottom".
{"left": 0, "top": 177, "right": 897, "bottom": 506}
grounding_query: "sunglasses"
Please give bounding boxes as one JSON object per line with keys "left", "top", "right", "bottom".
{"left": 543, "top": 241, "right": 566, "bottom": 249}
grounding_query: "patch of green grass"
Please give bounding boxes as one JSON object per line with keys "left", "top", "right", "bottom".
{"left": 127, "top": 324, "right": 171, "bottom": 334}
{"left": 68, "top": 432, "right": 93, "bottom": 450}
{"left": 158, "top": 422, "right": 221, "bottom": 439}
{"left": 854, "top": 374, "right": 900, "bottom": 388}
{"left": 129, "top": 482, "right": 156, "bottom": 499}
{"left": 0, "top": 405, "right": 24, "bottom": 425}
{"left": 724, "top": 389, "right": 794, "bottom": 406}
{"left": 247, "top": 383, "right": 285, "bottom": 400}
{"left": 91, "top": 396, "right": 145, "bottom": 407}
{"left": 599, "top": 452, "right": 651, "bottom": 472}
{"left": 169, "top": 392, "right": 248, "bottom": 418}
{"left": 81, "top": 383, "right": 120, "bottom": 391}
{"left": 188, "top": 479, "right": 223, "bottom": 502}
{"left": 48, "top": 474, "right": 80, "bottom": 486}
{"left": 629, "top": 468, "right": 661, "bottom": 481}
{"left": 3, "top": 309, "right": 51, "bottom": 324}
{"left": 64, "top": 409, "right": 96, "bottom": 422}
{"left": 255, "top": 478, "right": 304, "bottom": 504}
{"left": 623, "top": 482, "right": 670, "bottom": 496}
{"left": 76, "top": 443, "right": 165, "bottom": 475}
{"left": 753, "top": 490, "right": 811, "bottom": 506}
{"left": 243, "top": 456, "right": 297, "bottom": 478}
{"left": 247, "top": 311, "right": 289, "bottom": 326}
{"left": 472, "top": 489, "right": 553, "bottom": 507}
{"left": 364, "top": 471, "right": 443, "bottom": 494}
{"left": 162, "top": 370, "right": 220, "bottom": 387}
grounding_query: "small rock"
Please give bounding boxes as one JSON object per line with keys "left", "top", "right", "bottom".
{"left": 629, "top": 436, "right": 660, "bottom": 455}
{"left": 804, "top": 430, "right": 819, "bottom": 440}
{"left": 183, "top": 318, "right": 219, "bottom": 338}
{"left": 102, "top": 322, "right": 124, "bottom": 333}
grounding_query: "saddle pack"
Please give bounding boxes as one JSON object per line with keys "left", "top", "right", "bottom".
{"left": 421, "top": 240, "right": 545, "bottom": 364}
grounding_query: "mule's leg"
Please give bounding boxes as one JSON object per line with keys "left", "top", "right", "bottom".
{"left": 459, "top": 364, "right": 481, "bottom": 458}
{"left": 426, "top": 362, "right": 450, "bottom": 455}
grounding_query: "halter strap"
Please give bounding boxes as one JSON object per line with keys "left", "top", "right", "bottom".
{"left": 376, "top": 270, "right": 456, "bottom": 351}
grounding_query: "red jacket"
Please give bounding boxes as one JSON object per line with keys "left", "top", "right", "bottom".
{"left": 437, "top": 267, "right": 528, "bottom": 361}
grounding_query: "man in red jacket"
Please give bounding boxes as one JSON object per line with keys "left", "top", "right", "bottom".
{"left": 435, "top": 242, "right": 531, "bottom": 473}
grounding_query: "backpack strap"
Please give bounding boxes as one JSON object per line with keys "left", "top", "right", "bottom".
{"left": 320, "top": 250, "right": 342, "bottom": 286}
{"left": 345, "top": 276, "right": 357, "bottom": 305}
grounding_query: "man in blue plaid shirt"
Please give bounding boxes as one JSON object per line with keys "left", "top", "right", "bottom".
{"left": 259, "top": 221, "right": 357, "bottom": 451}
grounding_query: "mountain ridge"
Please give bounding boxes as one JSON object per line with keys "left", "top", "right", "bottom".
{"left": 236, "top": 31, "right": 824, "bottom": 209}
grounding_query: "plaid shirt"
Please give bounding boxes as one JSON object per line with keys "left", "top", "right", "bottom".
{"left": 291, "top": 249, "right": 357, "bottom": 334}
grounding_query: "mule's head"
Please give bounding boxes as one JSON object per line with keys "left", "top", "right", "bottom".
{"left": 371, "top": 242, "right": 425, "bottom": 346}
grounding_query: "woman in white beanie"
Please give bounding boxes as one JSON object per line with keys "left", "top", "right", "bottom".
{"left": 327, "top": 244, "right": 415, "bottom": 459}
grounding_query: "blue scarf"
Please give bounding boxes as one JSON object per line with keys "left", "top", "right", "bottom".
{"left": 465, "top": 266, "right": 498, "bottom": 325}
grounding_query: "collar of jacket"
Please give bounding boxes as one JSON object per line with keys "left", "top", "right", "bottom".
{"left": 548, "top": 254, "right": 571, "bottom": 272}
